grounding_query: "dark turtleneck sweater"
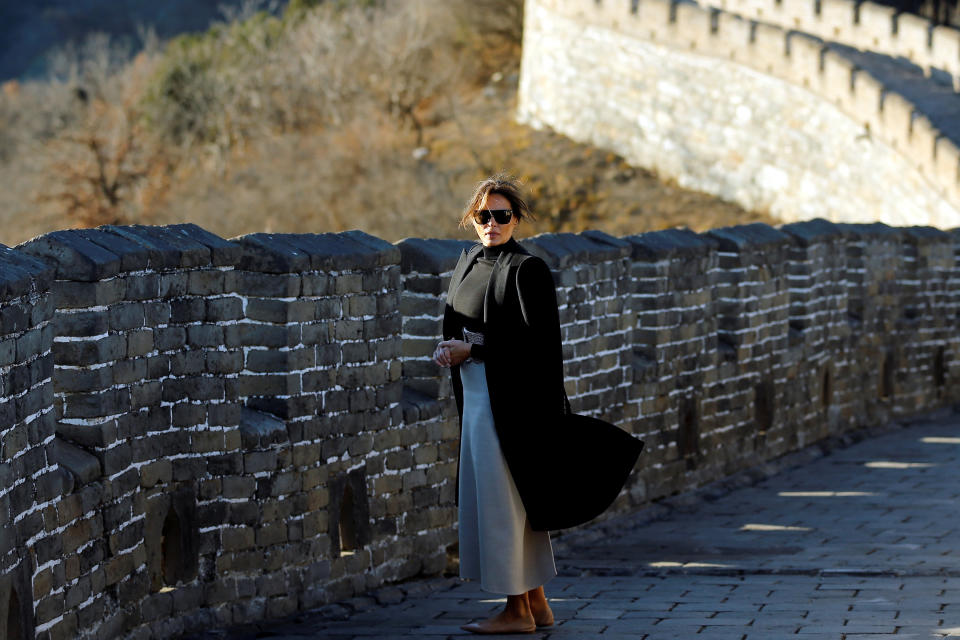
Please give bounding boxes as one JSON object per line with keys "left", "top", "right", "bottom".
{"left": 448, "top": 238, "right": 519, "bottom": 360}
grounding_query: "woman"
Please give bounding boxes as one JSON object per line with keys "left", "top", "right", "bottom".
{"left": 433, "top": 174, "right": 563, "bottom": 634}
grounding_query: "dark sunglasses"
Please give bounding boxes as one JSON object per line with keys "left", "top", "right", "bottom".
{"left": 473, "top": 209, "right": 514, "bottom": 225}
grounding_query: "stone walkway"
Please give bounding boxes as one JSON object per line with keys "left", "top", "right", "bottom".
{"left": 196, "top": 408, "right": 960, "bottom": 639}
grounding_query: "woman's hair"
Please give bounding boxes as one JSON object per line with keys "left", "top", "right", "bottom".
{"left": 459, "top": 173, "right": 536, "bottom": 228}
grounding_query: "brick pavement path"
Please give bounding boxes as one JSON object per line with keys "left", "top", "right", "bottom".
{"left": 197, "top": 409, "right": 960, "bottom": 639}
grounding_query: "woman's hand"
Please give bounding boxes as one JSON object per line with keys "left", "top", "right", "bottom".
{"left": 434, "top": 339, "right": 471, "bottom": 368}
{"left": 433, "top": 343, "right": 451, "bottom": 368}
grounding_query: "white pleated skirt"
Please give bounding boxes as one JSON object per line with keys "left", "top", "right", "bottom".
{"left": 457, "top": 358, "right": 557, "bottom": 595}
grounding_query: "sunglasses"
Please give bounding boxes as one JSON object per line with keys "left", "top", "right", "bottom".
{"left": 473, "top": 209, "right": 514, "bottom": 225}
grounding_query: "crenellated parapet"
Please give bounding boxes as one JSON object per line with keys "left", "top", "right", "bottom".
{"left": 0, "top": 221, "right": 957, "bottom": 638}
{"left": 519, "top": 0, "right": 960, "bottom": 228}
{"left": 705, "top": 0, "right": 960, "bottom": 90}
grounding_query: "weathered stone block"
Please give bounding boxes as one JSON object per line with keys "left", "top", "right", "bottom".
{"left": 188, "top": 270, "right": 225, "bottom": 296}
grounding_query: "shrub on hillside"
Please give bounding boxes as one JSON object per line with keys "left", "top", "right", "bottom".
{"left": 143, "top": 9, "right": 286, "bottom": 148}
{"left": 142, "top": 1, "right": 467, "bottom": 151}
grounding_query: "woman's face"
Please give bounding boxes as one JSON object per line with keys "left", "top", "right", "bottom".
{"left": 472, "top": 193, "right": 518, "bottom": 247}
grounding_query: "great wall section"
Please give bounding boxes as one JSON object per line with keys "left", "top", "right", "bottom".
{"left": 3, "top": 1, "right": 960, "bottom": 639}
{"left": 0, "top": 220, "right": 955, "bottom": 639}
{"left": 518, "top": 0, "right": 960, "bottom": 228}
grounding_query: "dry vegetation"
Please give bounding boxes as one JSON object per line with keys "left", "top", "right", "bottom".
{"left": 0, "top": 0, "right": 773, "bottom": 247}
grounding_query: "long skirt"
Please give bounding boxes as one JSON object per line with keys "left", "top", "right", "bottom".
{"left": 457, "top": 358, "right": 557, "bottom": 595}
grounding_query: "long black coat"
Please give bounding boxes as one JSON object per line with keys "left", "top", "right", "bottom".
{"left": 442, "top": 240, "right": 642, "bottom": 531}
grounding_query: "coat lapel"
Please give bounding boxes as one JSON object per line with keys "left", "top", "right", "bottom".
{"left": 445, "top": 244, "right": 482, "bottom": 303}
{"left": 483, "top": 249, "right": 517, "bottom": 325}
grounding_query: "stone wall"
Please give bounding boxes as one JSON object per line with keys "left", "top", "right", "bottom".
{"left": 0, "top": 220, "right": 957, "bottom": 639}
{"left": 517, "top": 0, "right": 960, "bottom": 228}
{"left": 0, "top": 245, "right": 54, "bottom": 640}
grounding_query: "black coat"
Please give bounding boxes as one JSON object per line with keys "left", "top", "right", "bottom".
{"left": 442, "top": 240, "right": 642, "bottom": 531}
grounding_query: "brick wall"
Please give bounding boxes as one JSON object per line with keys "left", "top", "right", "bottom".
{"left": 0, "top": 244, "right": 54, "bottom": 640}
{"left": 0, "top": 220, "right": 956, "bottom": 638}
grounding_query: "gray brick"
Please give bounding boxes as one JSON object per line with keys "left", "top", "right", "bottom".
{"left": 130, "top": 381, "right": 162, "bottom": 408}
{"left": 334, "top": 273, "right": 364, "bottom": 295}
{"left": 400, "top": 295, "right": 440, "bottom": 319}
{"left": 15, "top": 327, "right": 43, "bottom": 361}
{"left": 52, "top": 279, "right": 125, "bottom": 309}
{"left": 208, "top": 403, "right": 241, "bottom": 428}
{"left": 188, "top": 270, "right": 225, "bottom": 295}
{"left": 123, "top": 273, "right": 160, "bottom": 300}
{"left": 53, "top": 335, "right": 125, "bottom": 366}
{"left": 228, "top": 374, "right": 298, "bottom": 397}
{"left": 61, "top": 388, "right": 130, "bottom": 419}
{"left": 206, "top": 351, "right": 243, "bottom": 374}
{"left": 1, "top": 304, "right": 30, "bottom": 334}
{"left": 147, "top": 354, "right": 171, "bottom": 378}
{"left": 112, "top": 358, "right": 147, "bottom": 385}
{"left": 342, "top": 342, "right": 371, "bottom": 364}
{"left": 186, "top": 324, "right": 224, "bottom": 348}
{"left": 245, "top": 298, "right": 288, "bottom": 324}
{"left": 154, "top": 327, "right": 186, "bottom": 351}
{"left": 158, "top": 272, "right": 188, "bottom": 297}
{"left": 54, "top": 311, "right": 108, "bottom": 337}
{"left": 226, "top": 271, "right": 300, "bottom": 297}
{"left": 347, "top": 295, "right": 378, "bottom": 317}
{"left": 143, "top": 301, "right": 171, "bottom": 326}
{"left": 126, "top": 329, "right": 154, "bottom": 357}
{"left": 245, "top": 349, "right": 286, "bottom": 373}
{"left": 315, "top": 298, "right": 341, "bottom": 319}
{"left": 243, "top": 451, "right": 278, "bottom": 473}
{"left": 170, "top": 298, "right": 205, "bottom": 324}
{"left": 172, "top": 402, "right": 206, "bottom": 427}
{"left": 108, "top": 303, "right": 145, "bottom": 332}
{"left": 302, "top": 322, "right": 333, "bottom": 345}
{"left": 54, "top": 367, "right": 113, "bottom": 393}
{"left": 206, "top": 297, "right": 243, "bottom": 322}
{"left": 302, "top": 273, "right": 331, "bottom": 296}
{"left": 162, "top": 376, "right": 224, "bottom": 402}
{"left": 224, "top": 324, "right": 290, "bottom": 348}
{"left": 170, "top": 349, "right": 207, "bottom": 376}
{"left": 0, "top": 337, "right": 14, "bottom": 367}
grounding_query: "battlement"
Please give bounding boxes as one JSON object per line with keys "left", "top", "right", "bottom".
{"left": 519, "top": 0, "right": 960, "bottom": 228}
{"left": 706, "top": 0, "right": 960, "bottom": 90}
{"left": 0, "top": 221, "right": 957, "bottom": 638}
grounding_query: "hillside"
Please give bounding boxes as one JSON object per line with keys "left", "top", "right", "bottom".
{"left": 0, "top": 0, "right": 774, "bottom": 247}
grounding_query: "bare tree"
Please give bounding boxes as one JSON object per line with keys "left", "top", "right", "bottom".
{"left": 37, "top": 36, "right": 169, "bottom": 226}
{"left": 368, "top": 2, "right": 461, "bottom": 146}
